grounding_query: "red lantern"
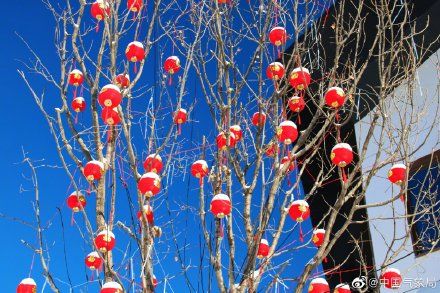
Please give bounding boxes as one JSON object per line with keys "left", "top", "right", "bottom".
{"left": 174, "top": 108, "right": 188, "bottom": 124}
{"left": 308, "top": 278, "right": 330, "bottom": 293}
{"left": 99, "top": 84, "right": 122, "bottom": 108}
{"left": 83, "top": 160, "right": 104, "bottom": 181}
{"left": 277, "top": 120, "right": 298, "bottom": 145}
{"left": 252, "top": 112, "right": 266, "bottom": 127}
{"left": 288, "top": 200, "right": 310, "bottom": 222}
{"left": 388, "top": 163, "right": 406, "bottom": 184}
{"left": 153, "top": 275, "right": 158, "bottom": 288}
{"left": 325, "top": 87, "right": 345, "bottom": 108}
{"left": 266, "top": 62, "right": 285, "bottom": 81}
{"left": 71, "top": 97, "right": 86, "bottom": 113}
{"left": 17, "top": 278, "right": 36, "bottom": 293}
{"left": 164, "top": 56, "right": 181, "bottom": 74}
{"left": 229, "top": 125, "right": 243, "bottom": 141}
{"left": 114, "top": 74, "right": 130, "bottom": 89}
{"left": 334, "top": 283, "right": 351, "bottom": 293}
{"left": 125, "top": 41, "right": 145, "bottom": 62}
{"left": 216, "top": 131, "right": 237, "bottom": 150}
{"left": 143, "top": 154, "right": 163, "bottom": 173}
{"left": 312, "top": 229, "right": 325, "bottom": 247}
{"left": 289, "top": 67, "right": 311, "bottom": 90}
{"left": 67, "top": 192, "right": 86, "bottom": 212}
{"left": 265, "top": 142, "right": 277, "bottom": 157}
{"left": 280, "top": 156, "right": 295, "bottom": 172}
{"left": 380, "top": 268, "right": 402, "bottom": 289}
{"left": 257, "top": 239, "right": 270, "bottom": 258}
{"left": 95, "top": 230, "right": 116, "bottom": 253}
{"left": 69, "top": 69, "right": 84, "bottom": 86}
{"left": 217, "top": 0, "right": 230, "bottom": 4}
{"left": 269, "top": 27, "right": 287, "bottom": 46}
{"left": 128, "top": 0, "right": 143, "bottom": 12}
{"left": 331, "top": 143, "right": 353, "bottom": 167}
{"left": 91, "top": 1, "right": 110, "bottom": 21}
{"left": 137, "top": 204, "right": 154, "bottom": 224}
{"left": 85, "top": 251, "right": 103, "bottom": 270}
{"left": 138, "top": 172, "right": 161, "bottom": 197}
{"left": 101, "top": 107, "right": 121, "bottom": 125}
{"left": 191, "top": 160, "right": 209, "bottom": 179}
{"left": 210, "top": 193, "right": 231, "bottom": 218}
{"left": 288, "top": 95, "right": 305, "bottom": 113}
{"left": 100, "top": 281, "right": 123, "bottom": 293}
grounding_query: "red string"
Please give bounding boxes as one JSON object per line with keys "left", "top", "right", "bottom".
{"left": 95, "top": 21, "right": 100, "bottom": 32}
{"left": 342, "top": 167, "right": 347, "bottom": 183}
{"left": 299, "top": 224, "right": 304, "bottom": 242}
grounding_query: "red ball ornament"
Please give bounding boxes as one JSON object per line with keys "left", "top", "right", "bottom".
{"left": 95, "top": 230, "right": 116, "bottom": 253}
{"left": 388, "top": 164, "right": 406, "bottom": 185}
{"left": 269, "top": 27, "right": 287, "bottom": 46}
{"left": 252, "top": 112, "right": 266, "bottom": 127}
{"left": 69, "top": 69, "right": 84, "bottom": 86}
{"left": 312, "top": 229, "right": 325, "bottom": 247}
{"left": 85, "top": 251, "right": 103, "bottom": 270}
{"left": 114, "top": 74, "right": 130, "bottom": 89}
{"left": 380, "top": 268, "right": 402, "bottom": 289}
{"left": 17, "top": 278, "right": 36, "bottom": 293}
{"left": 72, "top": 97, "right": 86, "bottom": 113}
{"left": 334, "top": 283, "right": 351, "bottom": 293}
{"left": 266, "top": 62, "right": 285, "bottom": 81}
{"left": 280, "top": 156, "right": 295, "bottom": 172}
{"left": 277, "top": 120, "right": 298, "bottom": 145}
{"left": 288, "top": 200, "right": 310, "bottom": 222}
{"left": 128, "top": 0, "right": 143, "bottom": 12}
{"left": 210, "top": 193, "right": 231, "bottom": 218}
{"left": 67, "top": 192, "right": 86, "bottom": 212}
{"left": 191, "top": 160, "right": 209, "bottom": 179}
{"left": 138, "top": 172, "right": 161, "bottom": 197}
{"left": 331, "top": 143, "right": 353, "bottom": 167}
{"left": 257, "top": 239, "right": 270, "bottom": 258}
{"left": 216, "top": 131, "right": 237, "bottom": 150}
{"left": 289, "top": 67, "right": 311, "bottom": 90}
{"left": 308, "top": 278, "right": 330, "bottom": 293}
{"left": 164, "top": 56, "right": 181, "bottom": 74}
{"left": 174, "top": 108, "right": 188, "bottom": 124}
{"left": 288, "top": 95, "right": 305, "bottom": 113}
{"left": 101, "top": 107, "right": 121, "bottom": 125}
{"left": 137, "top": 204, "right": 154, "bottom": 224}
{"left": 143, "top": 154, "right": 163, "bottom": 173}
{"left": 125, "top": 41, "right": 145, "bottom": 62}
{"left": 325, "top": 87, "right": 345, "bottom": 108}
{"left": 229, "top": 125, "right": 243, "bottom": 141}
{"left": 99, "top": 84, "right": 122, "bottom": 108}
{"left": 83, "top": 160, "right": 104, "bottom": 181}
{"left": 100, "top": 281, "right": 123, "bottom": 293}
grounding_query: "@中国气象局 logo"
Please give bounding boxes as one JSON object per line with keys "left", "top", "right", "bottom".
{"left": 352, "top": 276, "right": 379, "bottom": 289}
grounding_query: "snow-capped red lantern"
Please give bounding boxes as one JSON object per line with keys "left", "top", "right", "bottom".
{"left": 114, "top": 74, "right": 130, "bottom": 89}
{"left": 312, "top": 229, "right": 325, "bottom": 247}
{"left": 289, "top": 67, "right": 311, "bottom": 90}
{"left": 288, "top": 95, "right": 305, "bottom": 113}
{"left": 280, "top": 156, "right": 295, "bottom": 172}
{"left": 99, "top": 84, "right": 122, "bottom": 108}
{"left": 101, "top": 107, "right": 121, "bottom": 125}
{"left": 252, "top": 112, "right": 266, "bottom": 127}
{"left": 277, "top": 120, "right": 298, "bottom": 145}
{"left": 334, "top": 283, "right": 351, "bottom": 293}
{"left": 174, "top": 108, "right": 188, "bottom": 124}
{"left": 388, "top": 164, "right": 406, "bottom": 184}
{"left": 100, "top": 281, "right": 123, "bottom": 293}
{"left": 230, "top": 125, "right": 243, "bottom": 141}
{"left": 331, "top": 143, "right": 353, "bottom": 167}
{"left": 83, "top": 160, "right": 104, "bottom": 181}
{"left": 210, "top": 193, "right": 231, "bottom": 218}
{"left": 325, "top": 87, "right": 345, "bottom": 109}
{"left": 137, "top": 204, "right": 154, "bottom": 224}
{"left": 308, "top": 278, "right": 330, "bottom": 293}
{"left": 266, "top": 62, "right": 285, "bottom": 81}
{"left": 143, "top": 154, "right": 163, "bottom": 173}
{"left": 85, "top": 251, "right": 103, "bottom": 270}
{"left": 71, "top": 97, "right": 86, "bottom": 113}
{"left": 288, "top": 200, "right": 310, "bottom": 222}
{"left": 269, "top": 27, "right": 287, "bottom": 46}
{"left": 125, "top": 41, "right": 145, "bottom": 62}
{"left": 164, "top": 56, "right": 181, "bottom": 74}
{"left": 216, "top": 131, "right": 237, "bottom": 150}
{"left": 257, "top": 239, "right": 270, "bottom": 258}
{"left": 95, "top": 230, "right": 116, "bottom": 253}
{"left": 67, "top": 192, "right": 86, "bottom": 212}
{"left": 138, "top": 172, "right": 161, "bottom": 197}
{"left": 69, "top": 69, "right": 84, "bottom": 86}
{"left": 153, "top": 275, "right": 158, "bottom": 288}
{"left": 128, "top": 0, "right": 143, "bottom": 12}
{"left": 16, "top": 278, "right": 36, "bottom": 293}
{"left": 191, "top": 160, "right": 209, "bottom": 180}
{"left": 380, "top": 268, "right": 402, "bottom": 289}
{"left": 91, "top": 1, "right": 110, "bottom": 21}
